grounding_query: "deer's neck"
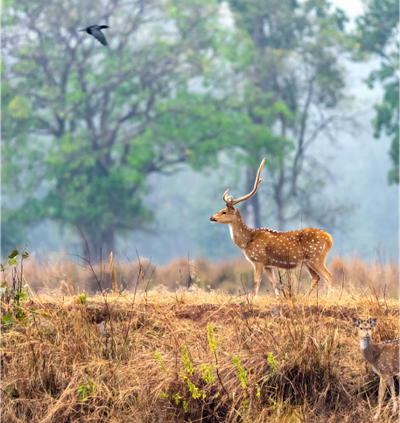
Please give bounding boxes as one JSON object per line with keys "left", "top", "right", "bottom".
{"left": 229, "top": 213, "right": 255, "bottom": 250}
{"left": 360, "top": 337, "right": 378, "bottom": 364}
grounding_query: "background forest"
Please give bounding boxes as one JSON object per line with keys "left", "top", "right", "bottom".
{"left": 1, "top": 0, "right": 399, "bottom": 265}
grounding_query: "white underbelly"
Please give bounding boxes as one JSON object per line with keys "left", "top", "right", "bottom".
{"left": 266, "top": 263, "right": 304, "bottom": 271}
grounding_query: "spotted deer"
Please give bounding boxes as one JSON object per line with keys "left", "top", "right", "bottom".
{"left": 352, "top": 317, "right": 400, "bottom": 419}
{"left": 210, "top": 158, "right": 333, "bottom": 297}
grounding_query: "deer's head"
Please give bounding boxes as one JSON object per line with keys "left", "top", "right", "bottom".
{"left": 352, "top": 317, "right": 379, "bottom": 341}
{"left": 210, "top": 158, "right": 265, "bottom": 225}
{"left": 210, "top": 204, "right": 237, "bottom": 224}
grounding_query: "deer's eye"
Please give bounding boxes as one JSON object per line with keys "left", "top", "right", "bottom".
{"left": 222, "top": 212, "right": 226, "bottom": 214}
{"left": 360, "top": 328, "right": 363, "bottom": 330}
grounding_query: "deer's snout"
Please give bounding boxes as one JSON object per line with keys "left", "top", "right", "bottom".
{"left": 210, "top": 216, "right": 217, "bottom": 222}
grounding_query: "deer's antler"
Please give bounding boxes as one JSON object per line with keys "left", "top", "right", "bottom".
{"left": 223, "top": 158, "right": 265, "bottom": 206}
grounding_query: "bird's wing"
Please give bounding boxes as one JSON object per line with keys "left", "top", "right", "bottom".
{"left": 90, "top": 28, "right": 108, "bottom": 46}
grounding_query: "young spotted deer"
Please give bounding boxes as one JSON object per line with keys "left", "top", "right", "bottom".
{"left": 352, "top": 317, "right": 400, "bottom": 419}
{"left": 210, "top": 158, "right": 333, "bottom": 297}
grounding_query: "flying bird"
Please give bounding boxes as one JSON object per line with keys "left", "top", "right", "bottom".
{"left": 79, "top": 25, "right": 109, "bottom": 46}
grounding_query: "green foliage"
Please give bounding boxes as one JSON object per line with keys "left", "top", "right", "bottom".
{"left": 207, "top": 322, "right": 217, "bottom": 355}
{"left": 233, "top": 354, "right": 247, "bottom": 389}
{"left": 155, "top": 351, "right": 169, "bottom": 375}
{"left": 158, "top": 388, "right": 169, "bottom": 399}
{"left": 181, "top": 345, "right": 194, "bottom": 375}
{"left": 267, "top": 352, "right": 279, "bottom": 372}
{"left": 1, "top": 246, "right": 29, "bottom": 273}
{"left": 172, "top": 392, "right": 181, "bottom": 405}
{"left": 78, "top": 380, "right": 95, "bottom": 402}
{"left": 180, "top": 344, "right": 204, "bottom": 400}
{"left": 78, "top": 292, "right": 88, "bottom": 305}
{"left": 1, "top": 246, "right": 30, "bottom": 327}
{"left": 201, "top": 363, "right": 215, "bottom": 384}
{"left": 353, "top": 0, "right": 399, "bottom": 184}
{"left": 233, "top": 354, "right": 249, "bottom": 412}
{"left": 256, "top": 383, "right": 261, "bottom": 400}
{"left": 222, "top": 0, "right": 351, "bottom": 229}
{"left": 1, "top": 0, "right": 253, "bottom": 252}
{"left": 1, "top": 286, "right": 28, "bottom": 325}
{"left": 186, "top": 378, "right": 201, "bottom": 399}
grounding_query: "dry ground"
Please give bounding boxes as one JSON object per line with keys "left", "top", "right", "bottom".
{"left": 2, "top": 281, "right": 399, "bottom": 422}
{"left": 1, "top": 253, "right": 399, "bottom": 422}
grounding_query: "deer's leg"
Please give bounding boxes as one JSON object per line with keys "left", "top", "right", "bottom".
{"left": 375, "top": 378, "right": 387, "bottom": 419}
{"left": 388, "top": 377, "right": 397, "bottom": 414}
{"left": 265, "top": 267, "right": 280, "bottom": 297}
{"left": 304, "top": 266, "right": 320, "bottom": 296}
{"left": 253, "top": 263, "right": 264, "bottom": 298}
{"left": 318, "top": 264, "right": 332, "bottom": 296}
{"left": 305, "top": 257, "right": 332, "bottom": 296}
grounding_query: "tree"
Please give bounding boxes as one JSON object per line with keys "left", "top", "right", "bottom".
{"left": 1, "top": 56, "right": 40, "bottom": 252}
{"left": 353, "top": 0, "right": 399, "bottom": 184}
{"left": 1, "top": 0, "right": 252, "bottom": 255}
{"left": 223, "top": 0, "right": 351, "bottom": 230}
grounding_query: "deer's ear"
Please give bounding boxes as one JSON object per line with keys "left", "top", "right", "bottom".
{"left": 370, "top": 318, "right": 379, "bottom": 327}
{"left": 352, "top": 318, "right": 360, "bottom": 327}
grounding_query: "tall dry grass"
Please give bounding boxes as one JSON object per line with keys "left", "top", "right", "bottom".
{"left": 2, "top": 289, "right": 399, "bottom": 422}
{"left": 18, "top": 254, "right": 400, "bottom": 299}
{"left": 1, "top": 251, "right": 400, "bottom": 422}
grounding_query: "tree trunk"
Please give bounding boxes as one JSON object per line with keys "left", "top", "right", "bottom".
{"left": 242, "top": 166, "right": 261, "bottom": 229}
{"left": 101, "top": 229, "right": 115, "bottom": 255}
{"left": 277, "top": 204, "right": 285, "bottom": 231}
{"left": 81, "top": 227, "right": 115, "bottom": 262}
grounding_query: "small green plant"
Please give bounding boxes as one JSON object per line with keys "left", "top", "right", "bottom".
{"left": 1, "top": 287, "right": 28, "bottom": 327}
{"left": 77, "top": 380, "right": 95, "bottom": 402}
{"left": 181, "top": 345, "right": 194, "bottom": 375}
{"left": 179, "top": 344, "right": 204, "bottom": 402}
{"left": 1, "top": 247, "right": 30, "bottom": 327}
{"left": 78, "top": 291, "right": 88, "bottom": 305}
{"left": 172, "top": 392, "right": 181, "bottom": 405}
{"left": 78, "top": 385, "right": 88, "bottom": 401}
{"left": 185, "top": 378, "right": 201, "bottom": 399}
{"left": 1, "top": 247, "right": 29, "bottom": 284}
{"left": 158, "top": 388, "right": 169, "bottom": 399}
{"left": 183, "top": 400, "right": 188, "bottom": 413}
{"left": 233, "top": 355, "right": 247, "bottom": 389}
{"left": 267, "top": 352, "right": 279, "bottom": 372}
{"left": 207, "top": 322, "right": 217, "bottom": 355}
{"left": 233, "top": 355, "right": 249, "bottom": 412}
{"left": 201, "top": 363, "right": 215, "bottom": 384}
{"left": 155, "top": 351, "right": 169, "bottom": 375}
{"left": 256, "top": 383, "right": 261, "bottom": 400}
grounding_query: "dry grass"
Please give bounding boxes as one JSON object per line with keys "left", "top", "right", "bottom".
{"left": 2, "top": 265, "right": 399, "bottom": 422}
{"left": 2, "top": 252, "right": 399, "bottom": 422}
{"left": 19, "top": 254, "right": 400, "bottom": 299}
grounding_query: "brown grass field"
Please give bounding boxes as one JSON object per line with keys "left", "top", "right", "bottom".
{"left": 1, "top": 254, "right": 399, "bottom": 422}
